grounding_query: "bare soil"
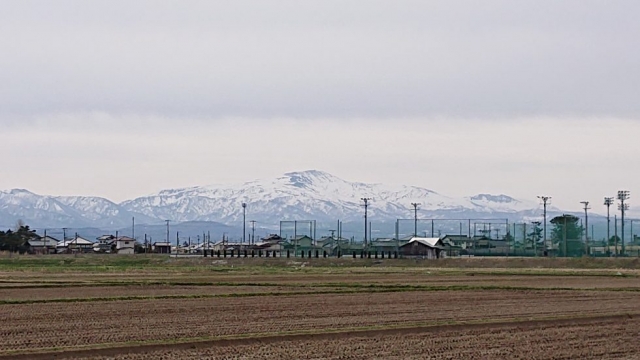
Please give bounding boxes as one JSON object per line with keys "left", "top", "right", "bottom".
{"left": 0, "top": 290, "right": 639, "bottom": 354}
{"left": 72, "top": 315, "right": 640, "bottom": 360}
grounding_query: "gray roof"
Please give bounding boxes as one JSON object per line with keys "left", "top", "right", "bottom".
{"left": 27, "top": 238, "right": 58, "bottom": 247}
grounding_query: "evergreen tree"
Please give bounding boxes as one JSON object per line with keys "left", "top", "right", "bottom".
{"left": 0, "top": 224, "right": 39, "bottom": 253}
{"left": 550, "top": 214, "right": 584, "bottom": 257}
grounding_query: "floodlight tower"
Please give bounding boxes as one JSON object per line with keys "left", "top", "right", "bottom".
{"left": 618, "top": 191, "right": 630, "bottom": 256}
{"left": 361, "top": 198, "right": 372, "bottom": 248}
{"left": 242, "top": 203, "right": 247, "bottom": 244}
{"left": 249, "top": 220, "right": 256, "bottom": 245}
{"left": 538, "top": 196, "right": 551, "bottom": 252}
{"left": 411, "top": 203, "right": 421, "bottom": 237}
{"left": 604, "top": 197, "right": 614, "bottom": 254}
{"left": 580, "top": 201, "right": 590, "bottom": 256}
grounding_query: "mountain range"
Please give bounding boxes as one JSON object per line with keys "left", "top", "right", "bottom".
{"left": 1, "top": 170, "right": 630, "bottom": 240}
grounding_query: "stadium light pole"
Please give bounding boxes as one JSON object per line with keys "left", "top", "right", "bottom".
{"left": 538, "top": 196, "right": 551, "bottom": 254}
{"left": 165, "top": 220, "right": 170, "bottom": 244}
{"left": 361, "top": 198, "right": 372, "bottom": 248}
{"left": 604, "top": 197, "right": 614, "bottom": 255}
{"left": 411, "top": 203, "right": 421, "bottom": 237}
{"left": 250, "top": 220, "right": 256, "bottom": 245}
{"left": 618, "top": 191, "right": 630, "bottom": 256}
{"left": 580, "top": 201, "right": 590, "bottom": 256}
{"left": 242, "top": 203, "right": 247, "bottom": 244}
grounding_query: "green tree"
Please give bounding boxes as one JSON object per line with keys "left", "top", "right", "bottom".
{"left": 526, "top": 222, "right": 543, "bottom": 250}
{"left": 0, "top": 224, "right": 39, "bottom": 253}
{"left": 550, "top": 214, "right": 584, "bottom": 257}
{"left": 608, "top": 235, "right": 621, "bottom": 246}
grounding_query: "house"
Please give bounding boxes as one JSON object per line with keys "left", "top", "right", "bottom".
{"left": 56, "top": 236, "right": 94, "bottom": 253}
{"left": 252, "top": 241, "right": 284, "bottom": 254}
{"left": 317, "top": 237, "right": 351, "bottom": 256}
{"left": 400, "top": 237, "right": 445, "bottom": 259}
{"left": 26, "top": 236, "right": 58, "bottom": 254}
{"left": 368, "top": 238, "right": 404, "bottom": 254}
{"left": 440, "top": 235, "right": 469, "bottom": 256}
{"left": 94, "top": 235, "right": 116, "bottom": 253}
{"left": 115, "top": 236, "right": 136, "bottom": 254}
{"left": 261, "top": 234, "right": 285, "bottom": 244}
{"left": 211, "top": 241, "right": 247, "bottom": 252}
{"left": 190, "top": 241, "right": 216, "bottom": 254}
{"left": 284, "top": 235, "right": 320, "bottom": 256}
{"left": 152, "top": 242, "right": 172, "bottom": 254}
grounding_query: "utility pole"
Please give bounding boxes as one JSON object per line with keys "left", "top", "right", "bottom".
{"left": 618, "top": 191, "right": 630, "bottom": 256}
{"left": 614, "top": 215, "right": 618, "bottom": 257}
{"left": 580, "top": 201, "right": 590, "bottom": 256}
{"left": 411, "top": 203, "right": 421, "bottom": 237}
{"left": 361, "top": 198, "right": 372, "bottom": 248}
{"left": 538, "top": 196, "right": 551, "bottom": 254}
{"left": 165, "top": 220, "right": 170, "bottom": 244}
{"left": 250, "top": 220, "right": 256, "bottom": 245}
{"left": 604, "top": 197, "right": 614, "bottom": 256}
{"left": 242, "top": 203, "right": 247, "bottom": 244}
{"left": 132, "top": 217, "right": 135, "bottom": 241}
{"left": 62, "top": 227, "right": 68, "bottom": 242}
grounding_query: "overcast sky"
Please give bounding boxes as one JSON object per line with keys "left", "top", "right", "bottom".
{"left": 1, "top": 0, "right": 638, "bottom": 212}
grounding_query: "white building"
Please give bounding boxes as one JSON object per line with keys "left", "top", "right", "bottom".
{"left": 115, "top": 236, "right": 136, "bottom": 254}
{"left": 56, "top": 236, "right": 94, "bottom": 253}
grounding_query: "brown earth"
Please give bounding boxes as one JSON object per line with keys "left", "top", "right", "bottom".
{"left": 64, "top": 315, "right": 640, "bottom": 360}
{"left": 2, "top": 273, "right": 639, "bottom": 291}
{"left": 0, "top": 285, "right": 344, "bottom": 301}
{"left": 1, "top": 290, "right": 639, "bottom": 354}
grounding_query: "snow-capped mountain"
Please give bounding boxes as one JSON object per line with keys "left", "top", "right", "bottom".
{"left": 0, "top": 189, "right": 153, "bottom": 228}
{"left": 120, "top": 170, "right": 546, "bottom": 226}
{"left": 466, "top": 194, "right": 541, "bottom": 213}
{"left": 1, "top": 170, "right": 556, "bottom": 230}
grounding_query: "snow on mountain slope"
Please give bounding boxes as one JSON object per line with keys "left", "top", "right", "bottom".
{"left": 120, "top": 170, "right": 538, "bottom": 225}
{"left": 1, "top": 170, "right": 555, "bottom": 229}
{"left": 467, "top": 194, "right": 542, "bottom": 213}
{"left": 0, "top": 189, "right": 79, "bottom": 227}
{"left": 0, "top": 189, "right": 151, "bottom": 228}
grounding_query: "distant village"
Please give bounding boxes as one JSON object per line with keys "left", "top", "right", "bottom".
{"left": 22, "top": 231, "right": 550, "bottom": 259}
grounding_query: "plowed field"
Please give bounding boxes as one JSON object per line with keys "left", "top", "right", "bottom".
{"left": 0, "top": 257, "right": 639, "bottom": 359}
{"left": 0, "top": 284, "right": 343, "bottom": 301}
{"left": 1, "top": 290, "right": 639, "bottom": 355}
{"left": 68, "top": 315, "right": 640, "bottom": 360}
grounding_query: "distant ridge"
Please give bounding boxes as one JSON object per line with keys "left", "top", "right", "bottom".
{"left": 0, "top": 170, "right": 555, "bottom": 229}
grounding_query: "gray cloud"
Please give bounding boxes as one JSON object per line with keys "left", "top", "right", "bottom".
{"left": 1, "top": 0, "right": 639, "bottom": 119}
